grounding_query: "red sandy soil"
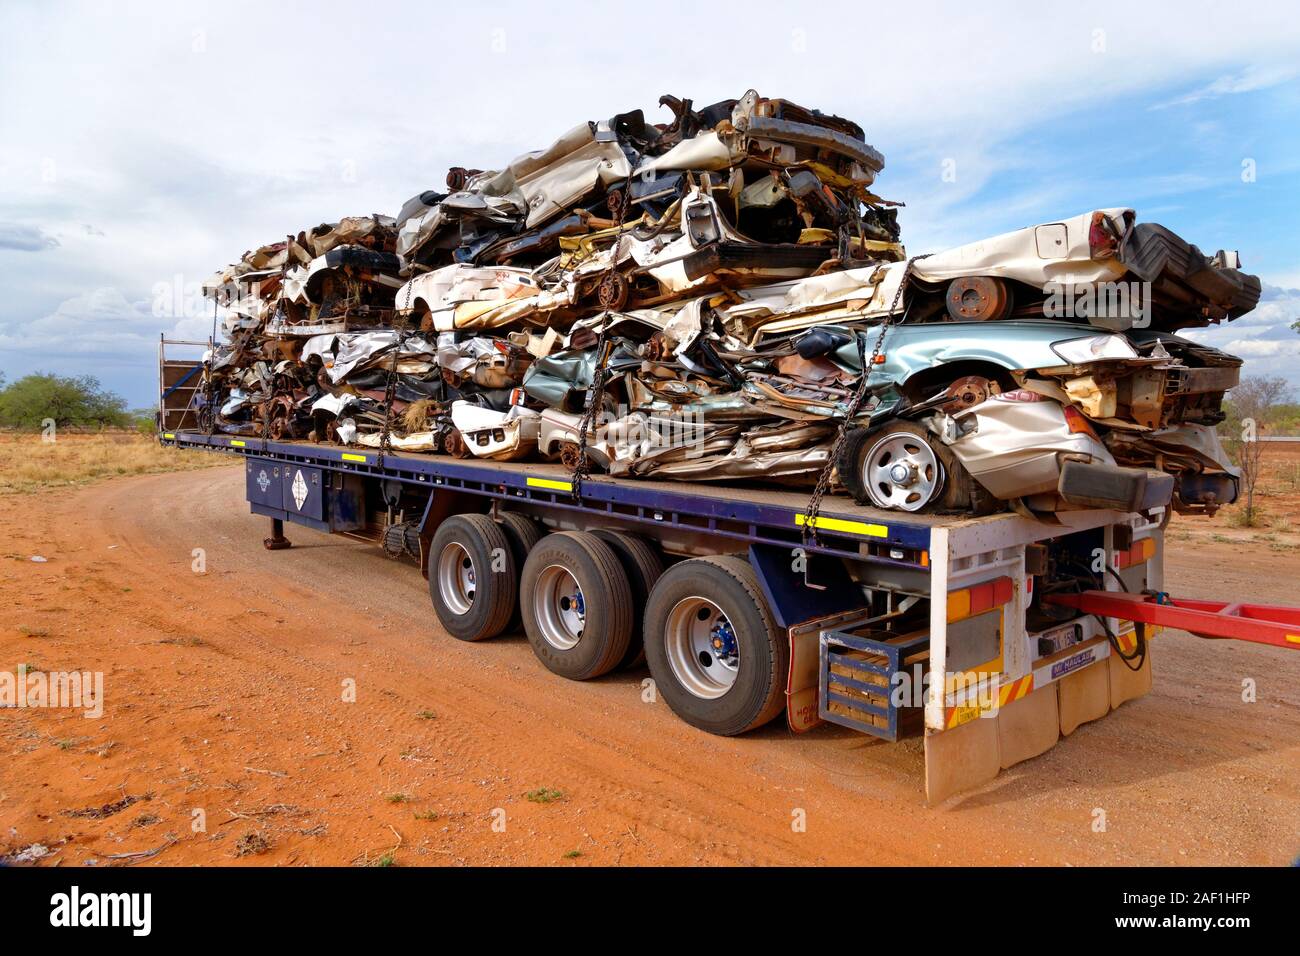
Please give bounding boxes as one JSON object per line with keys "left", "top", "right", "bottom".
{"left": 1, "top": 466, "right": 1297, "bottom": 866}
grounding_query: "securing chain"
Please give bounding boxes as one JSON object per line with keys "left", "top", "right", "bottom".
{"left": 377, "top": 313, "right": 409, "bottom": 470}
{"left": 260, "top": 376, "right": 272, "bottom": 452}
{"left": 203, "top": 296, "right": 219, "bottom": 436}
{"left": 571, "top": 320, "right": 611, "bottom": 504}
{"left": 800, "top": 253, "right": 930, "bottom": 545}
{"left": 260, "top": 236, "right": 295, "bottom": 450}
{"left": 570, "top": 177, "right": 635, "bottom": 503}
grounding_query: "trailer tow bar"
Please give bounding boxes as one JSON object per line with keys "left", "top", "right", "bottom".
{"left": 1045, "top": 590, "right": 1300, "bottom": 651}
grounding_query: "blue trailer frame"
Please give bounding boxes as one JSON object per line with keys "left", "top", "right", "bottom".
{"left": 160, "top": 419, "right": 1167, "bottom": 802}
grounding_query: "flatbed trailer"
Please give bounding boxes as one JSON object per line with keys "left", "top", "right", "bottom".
{"left": 160, "top": 409, "right": 1181, "bottom": 801}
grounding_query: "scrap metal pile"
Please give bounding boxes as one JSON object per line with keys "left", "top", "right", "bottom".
{"left": 200, "top": 89, "right": 1261, "bottom": 516}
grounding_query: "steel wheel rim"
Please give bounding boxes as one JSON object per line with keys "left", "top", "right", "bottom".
{"left": 534, "top": 564, "right": 585, "bottom": 650}
{"left": 664, "top": 597, "right": 739, "bottom": 699}
{"left": 862, "top": 432, "right": 943, "bottom": 512}
{"left": 436, "top": 542, "right": 475, "bottom": 615}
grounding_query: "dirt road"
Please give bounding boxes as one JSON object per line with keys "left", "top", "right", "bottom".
{"left": 2, "top": 466, "right": 1297, "bottom": 866}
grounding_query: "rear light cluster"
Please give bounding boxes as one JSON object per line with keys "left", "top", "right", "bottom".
{"left": 1062, "top": 405, "right": 1098, "bottom": 438}
{"left": 1088, "top": 211, "right": 1119, "bottom": 259}
{"left": 947, "top": 576, "right": 1014, "bottom": 623}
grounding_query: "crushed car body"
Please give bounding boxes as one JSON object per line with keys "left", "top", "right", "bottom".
{"left": 194, "top": 90, "right": 1258, "bottom": 519}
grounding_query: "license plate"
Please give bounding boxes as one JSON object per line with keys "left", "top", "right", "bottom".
{"left": 1038, "top": 622, "right": 1081, "bottom": 656}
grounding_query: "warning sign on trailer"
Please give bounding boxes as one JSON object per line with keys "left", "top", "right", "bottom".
{"left": 292, "top": 470, "right": 308, "bottom": 510}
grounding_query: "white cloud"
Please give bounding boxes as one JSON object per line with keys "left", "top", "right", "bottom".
{"left": 1150, "top": 63, "right": 1299, "bottom": 110}
{"left": 0, "top": 287, "right": 194, "bottom": 358}
{"left": 1181, "top": 283, "right": 1300, "bottom": 387}
{"left": 2, "top": 0, "right": 1299, "bottom": 405}
{"left": 0, "top": 222, "right": 59, "bottom": 251}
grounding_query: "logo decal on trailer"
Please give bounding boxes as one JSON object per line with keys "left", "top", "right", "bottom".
{"left": 292, "top": 470, "right": 308, "bottom": 510}
{"left": 1051, "top": 647, "right": 1097, "bottom": 680}
{"left": 257, "top": 469, "right": 271, "bottom": 493}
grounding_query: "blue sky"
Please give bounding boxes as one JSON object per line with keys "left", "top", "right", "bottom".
{"left": 1, "top": 0, "right": 1298, "bottom": 408}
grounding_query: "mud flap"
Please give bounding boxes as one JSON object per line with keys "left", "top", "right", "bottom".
{"left": 998, "top": 683, "right": 1060, "bottom": 770}
{"left": 786, "top": 626, "right": 823, "bottom": 733}
{"left": 1058, "top": 656, "right": 1110, "bottom": 735}
{"left": 926, "top": 632, "right": 1154, "bottom": 802}
{"left": 1109, "top": 631, "right": 1153, "bottom": 709}
{"left": 924, "top": 717, "right": 1000, "bottom": 804}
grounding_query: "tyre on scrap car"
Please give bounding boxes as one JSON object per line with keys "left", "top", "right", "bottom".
{"left": 520, "top": 531, "right": 634, "bottom": 680}
{"left": 495, "top": 511, "right": 543, "bottom": 632}
{"left": 642, "top": 555, "right": 788, "bottom": 736}
{"left": 428, "top": 513, "right": 517, "bottom": 642}
{"left": 837, "top": 420, "right": 993, "bottom": 514}
{"left": 592, "top": 528, "right": 665, "bottom": 670}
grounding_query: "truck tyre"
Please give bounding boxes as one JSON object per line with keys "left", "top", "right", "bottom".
{"left": 497, "top": 511, "right": 543, "bottom": 631}
{"left": 643, "top": 555, "right": 788, "bottom": 736}
{"left": 521, "top": 532, "right": 633, "bottom": 680}
{"left": 428, "top": 514, "right": 517, "bottom": 642}
{"left": 592, "top": 529, "right": 665, "bottom": 670}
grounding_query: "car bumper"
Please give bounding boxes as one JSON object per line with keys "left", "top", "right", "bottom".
{"left": 1058, "top": 459, "right": 1174, "bottom": 513}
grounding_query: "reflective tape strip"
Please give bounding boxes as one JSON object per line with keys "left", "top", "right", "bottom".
{"left": 945, "top": 703, "right": 985, "bottom": 729}
{"left": 1287, "top": 635, "right": 1300, "bottom": 645}
{"left": 527, "top": 477, "right": 572, "bottom": 492}
{"left": 794, "top": 514, "right": 888, "bottom": 538}
{"left": 340, "top": 453, "right": 368, "bottom": 463}
{"left": 943, "top": 674, "right": 1034, "bottom": 728}
{"left": 163, "top": 432, "right": 175, "bottom": 439}
{"left": 997, "top": 674, "right": 1034, "bottom": 707}
{"left": 230, "top": 440, "right": 246, "bottom": 447}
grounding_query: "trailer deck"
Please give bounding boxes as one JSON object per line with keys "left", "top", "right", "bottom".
{"left": 161, "top": 428, "right": 1136, "bottom": 564}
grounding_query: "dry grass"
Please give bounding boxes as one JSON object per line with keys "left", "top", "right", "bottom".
{"left": 0, "top": 431, "right": 228, "bottom": 495}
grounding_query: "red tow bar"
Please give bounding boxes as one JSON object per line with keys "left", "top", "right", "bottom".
{"left": 1044, "top": 590, "right": 1300, "bottom": 651}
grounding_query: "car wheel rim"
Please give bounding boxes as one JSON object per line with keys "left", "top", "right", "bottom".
{"left": 863, "top": 432, "right": 943, "bottom": 512}
{"left": 664, "top": 597, "right": 739, "bottom": 699}
{"left": 437, "top": 542, "right": 475, "bottom": 615}
{"left": 535, "top": 564, "right": 585, "bottom": 650}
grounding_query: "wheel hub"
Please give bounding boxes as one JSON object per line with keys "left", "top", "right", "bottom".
{"left": 535, "top": 565, "right": 586, "bottom": 650}
{"left": 665, "top": 597, "right": 739, "bottom": 699}
{"left": 888, "top": 461, "right": 917, "bottom": 486}
{"left": 436, "top": 542, "right": 476, "bottom": 615}
{"left": 709, "top": 618, "right": 737, "bottom": 663}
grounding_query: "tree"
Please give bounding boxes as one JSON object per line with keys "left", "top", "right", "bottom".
{"left": 1223, "top": 375, "right": 1292, "bottom": 526}
{"left": 0, "top": 372, "right": 132, "bottom": 430}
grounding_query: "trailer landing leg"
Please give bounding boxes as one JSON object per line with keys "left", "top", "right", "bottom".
{"left": 263, "top": 518, "right": 292, "bottom": 551}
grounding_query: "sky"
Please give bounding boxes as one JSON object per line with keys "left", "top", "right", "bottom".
{"left": 1, "top": 0, "right": 1299, "bottom": 409}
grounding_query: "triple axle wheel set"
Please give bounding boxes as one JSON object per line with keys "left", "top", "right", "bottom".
{"left": 427, "top": 513, "right": 790, "bottom": 737}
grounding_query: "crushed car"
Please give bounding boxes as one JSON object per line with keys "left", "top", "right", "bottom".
{"left": 194, "top": 91, "right": 1259, "bottom": 519}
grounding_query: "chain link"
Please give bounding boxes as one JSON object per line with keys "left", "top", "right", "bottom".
{"left": 377, "top": 313, "right": 409, "bottom": 470}
{"left": 260, "top": 375, "right": 272, "bottom": 452}
{"left": 569, "top": 178, "right": 634, "bottom": 502}
{"left": 801, "top": 253, "right": 930, "bottom": 545}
